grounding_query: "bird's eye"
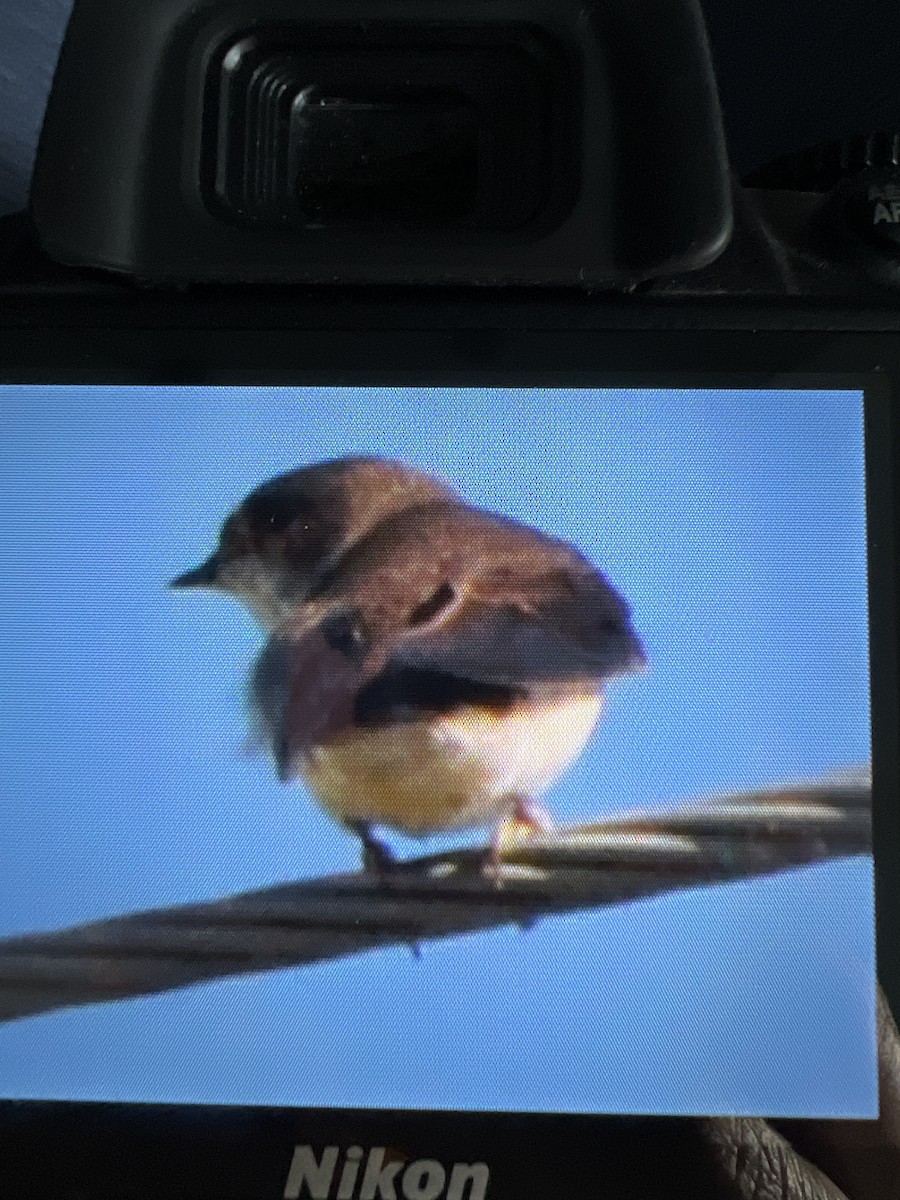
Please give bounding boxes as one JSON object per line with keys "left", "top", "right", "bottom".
{"left": 249, "top": 492, "right": 309, "bottom": 536}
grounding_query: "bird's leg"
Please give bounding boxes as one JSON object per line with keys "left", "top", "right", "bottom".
{"left": 480, "top": 830, "right": 506, "bottom": 890}
{"left": 506, "top": 798, "right": 551, "bottom": 931}
{"left": 482, "top": 795, "right": 555, "bottom": 902}
{"left": 346, "top": 822, "right": 423, "bottom": 959}
{"left": 346, "top": 820, "right": 397, "bottom": 876}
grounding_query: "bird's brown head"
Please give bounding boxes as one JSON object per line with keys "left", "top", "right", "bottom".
{"left": 170, "top": 457, "right": 460, "bottom": 627}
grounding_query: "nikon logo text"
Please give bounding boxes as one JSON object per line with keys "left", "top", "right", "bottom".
{"left": 283, "top": 1146, "right": 490, "bottom": 1200}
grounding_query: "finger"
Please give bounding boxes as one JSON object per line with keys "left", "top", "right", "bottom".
{"left": 700, "top": 1116, "right": 850, "bottom": 1200}
{"left": 772, "top": 987, "right": 900, "bottom": 1200}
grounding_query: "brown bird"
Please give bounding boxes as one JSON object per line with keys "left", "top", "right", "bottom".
{"left": 172, "top": 457, "right": 646, "bottom": 871}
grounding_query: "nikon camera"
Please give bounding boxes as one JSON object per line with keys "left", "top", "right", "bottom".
{"left": 0, "top": 3, "right": 897, "bottom": 1200}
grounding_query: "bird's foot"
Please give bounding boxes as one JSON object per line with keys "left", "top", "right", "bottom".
{"left": 347, "top": 821, "right": 399, "bottom": 879}
{"left": 482, "top": 797, "right": 554, "bottom": 891}
{"left": 490, "top": 796, "right": 554, "bottom": 860}
{"left": 361, "top": 838, "right": 398, "bottom": 878}
{"left": 511, "top": 797, "right": 554, "bottom": 835}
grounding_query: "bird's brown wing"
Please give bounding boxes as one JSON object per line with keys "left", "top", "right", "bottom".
{"left": 252, "top": 506, "right": 645, "bottom": 774}
{"left": 393, "top": 577, "right": 643, "bottom": 688}
{"left": 336, "top": 504, "right": 646, "bottom": 690}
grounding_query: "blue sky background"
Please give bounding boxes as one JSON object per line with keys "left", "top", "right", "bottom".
{"left": 0, "top": 385, "right": 877, "bottom": 1117}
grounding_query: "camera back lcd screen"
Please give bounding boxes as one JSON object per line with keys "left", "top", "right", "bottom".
{"left": 0, "top": 385, "right": 877, "bottom": 1118}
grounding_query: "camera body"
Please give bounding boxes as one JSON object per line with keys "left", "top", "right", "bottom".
{"left": 26, "top": 0, "right": 733, "bottom": 288}
{"left": 1, "top": 3, "right": 899, "bottom": 1200}
{"left": 3, "top": 0, "right": 900, "bottom": 305}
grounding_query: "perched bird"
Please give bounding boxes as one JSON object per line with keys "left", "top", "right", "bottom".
{"left": 172, "top": 457, "right": 646, "bottom": 872}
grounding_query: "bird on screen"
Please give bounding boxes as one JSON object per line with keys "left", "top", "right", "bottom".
{"left": 171, "top": 458, "right": 646, "bottom": 873}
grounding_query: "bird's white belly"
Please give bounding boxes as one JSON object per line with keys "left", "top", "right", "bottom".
{"left": 303, "top": 692, "right": 604, "bottom": 835}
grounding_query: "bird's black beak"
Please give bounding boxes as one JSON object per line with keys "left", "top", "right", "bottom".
{"left": 170, "top": 554, "right": 221, "bottom": 589}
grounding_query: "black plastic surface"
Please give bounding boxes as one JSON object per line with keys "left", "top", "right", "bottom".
{"left": 208, "top": 28, "right": 556, "bottom": 231}
{"left": 29, "top": 0, "right": 733, "bottom": 286}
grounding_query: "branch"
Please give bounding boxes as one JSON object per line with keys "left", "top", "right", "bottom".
{"left": 0, "top": 770, "right": 872, "bottom": 1024}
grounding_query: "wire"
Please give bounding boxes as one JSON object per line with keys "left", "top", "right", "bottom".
{"left": 0, "top": 770, "right": 872, "bottom": 1025}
